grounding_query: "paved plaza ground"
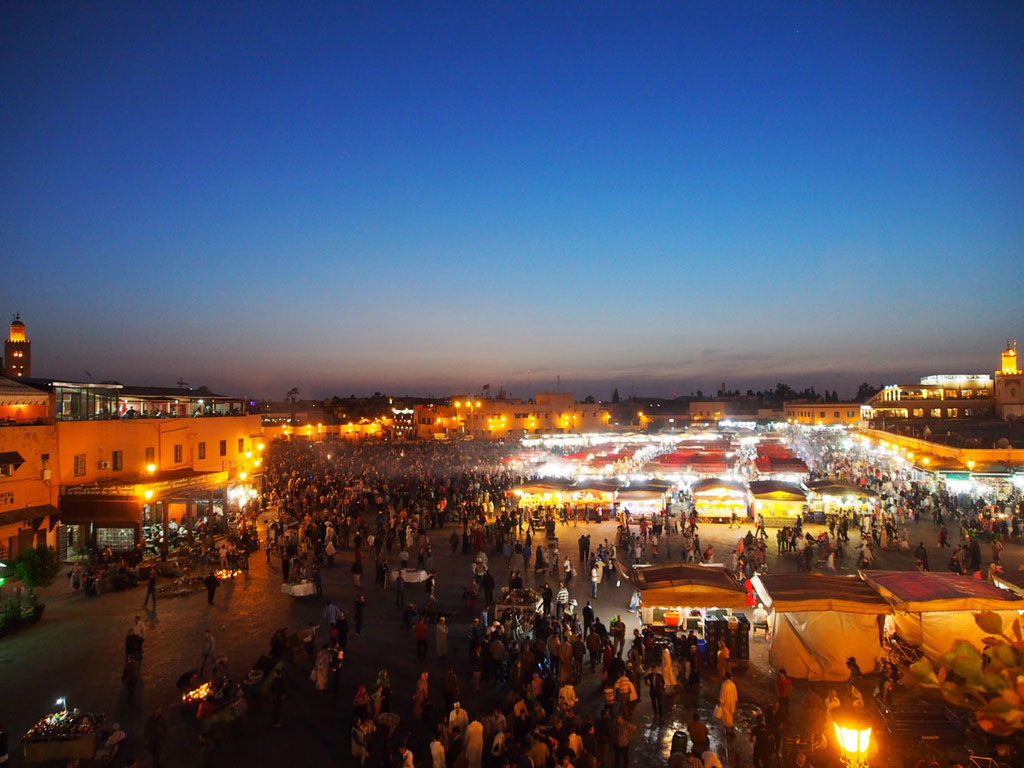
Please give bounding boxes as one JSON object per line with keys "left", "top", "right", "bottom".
{"left": 2, "top": 511, "right": 1021, "bottom": 767}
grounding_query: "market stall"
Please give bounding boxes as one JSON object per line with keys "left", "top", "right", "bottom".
{"left": 508, "top": 479, "right": 572, "bottom": 507}
{"left": 23, "top": 708, "right": 104, "bottom": 763}
{"left": 616, "top": 479, "right": 674, "bottom": 517}
{"left": 495, "top": 586, "right": 543, "bottom": 618}
{"left": 751, "top": 573, "right": 889, "bottom": 681}
{"left": 690, "top": 477, "right": 749, "bottom": 522}
{"left": 861, "top": 570, "right": 1024, "bottom": 661}
{"left": 629, "top": 563, "right": 751, "bottom": 661}
{"left": 806, "top": 480, "right": 879, "bottom": 523}
{"left": 748, "top": 480, "right": 809, "bottom": 526}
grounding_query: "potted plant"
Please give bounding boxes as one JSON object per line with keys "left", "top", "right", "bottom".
{"left": 11, "top": 546, "right": 61, "bottom": 628}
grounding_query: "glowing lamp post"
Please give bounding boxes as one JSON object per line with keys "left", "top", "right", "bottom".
{"left": 833, "top": 707, "right": 872, "bottom": 767}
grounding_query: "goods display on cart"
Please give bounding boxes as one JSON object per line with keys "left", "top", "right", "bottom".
{"left": 22, "top": 707, "right": 104, "bottom": 763}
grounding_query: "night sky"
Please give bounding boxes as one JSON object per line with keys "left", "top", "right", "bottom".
{"left": 2, "top": 2, "right": 1022, "bottom": 400}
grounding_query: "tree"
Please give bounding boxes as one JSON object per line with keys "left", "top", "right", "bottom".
{"left": 856, "top": 382, "right": 880, "bottom": 402}
{"left": 611, "top": 388, "right": 620, "bottom": 403}
{"left": 286, "top": 387, "right": 299, "bottom": 404}
{"left": 910, "top": 611, "right": 1024, "bottom": 736}
{"left": 13, "top": 546, "right": 62, "bottom": 595}
{"left": 583, "top": 395, "right": 596, "bottom": 404}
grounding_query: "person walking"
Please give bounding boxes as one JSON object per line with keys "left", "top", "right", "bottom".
{"left": 143, "top": 707, "right": 167, "bottom": 768}
{"left": 394, "top": 571, "right": 405, "bottom": 607}
{"left": 646, "top": 665, "right": 666, "bottom": 722}
{"left": 414, "top": 617, "right": 430, "bottom": 658}
{"left": 613, "top": 712, "right": 637, "bottom": 768}
{"left": 338, "top": 612, "right": 350, "bottom": 651}
{"left": 203, "top": 572, "right": 218, "bottom": 605}
{"left": 270, "top": 667, "right": 286, "bottom": 727}
{"left": 717, "top": 672, "right": 738, "bottom": 738}
{"left": 436, "top": 616, "right": 449, "bottom": 659}
{"left": 143, "top": 571, "right": 158, "bottom": 609}
{"left": 354, "top": 595, "right": 366, "bottom": 636}
{"left": 199, "top": 630, "right": 215, "bottom": 676}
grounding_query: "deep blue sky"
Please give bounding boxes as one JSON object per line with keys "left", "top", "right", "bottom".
{"left": 2, "top": 2, "right": 1022, "bottom": 399}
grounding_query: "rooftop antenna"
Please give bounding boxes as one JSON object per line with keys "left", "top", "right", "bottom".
{"left": 177, "top": 378, "right": 189, "bottom": 389}
{"left": 84, "top": 370, "right": 95, "bottom": 383}
{"left": 556, "top": 375, "right": 561, "bottom": 392}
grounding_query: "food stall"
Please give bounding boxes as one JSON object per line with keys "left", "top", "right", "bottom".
{"left": 806, "top": 480, "right": 879, "bottom": 524}
{"left": 508, "top": 479, "right": 572, "bottom": 508}
{"left": 495, "top": 586, "right": 543, "bottom": 618}
{"left": 569, "top": 478, "right": 618, "bottom": 520}
{"left": 748, "top": 480, "right": 809, "bottom": 526}
{"left": 690, "top": 477, "right": 750, "bottom": 522}
{"left": 752, "top": 573, "right": 889, "bottom": 680}
{"left": 178, "top": 672, "right": 248, "bottom": 732}
{"left": 861, "top": 570, "right": 1024, "bottom": 661}
{"left": 23, "top": 709, "right": 104, "bottom": 762}
{"left": 615, "top": 479, "right": 674, "bottom": 518}
{"left": 629, "top": 563, "right": 751, "bottom": 661}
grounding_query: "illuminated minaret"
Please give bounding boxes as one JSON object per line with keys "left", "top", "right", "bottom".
{"left": 3, "top": 314, "right": 31, "bottom": 378}
{"left": 995, "top": 340, "right": 1023, "bottom": 420}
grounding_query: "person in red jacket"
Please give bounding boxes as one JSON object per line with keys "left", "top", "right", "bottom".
{"left": 775, "top": 668, "right": 792, "bottom": 715}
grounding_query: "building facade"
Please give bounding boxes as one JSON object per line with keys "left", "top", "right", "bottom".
{"left": 415, "top": 393, "right": 610, "bottom": 440}
{"left": 868, "top": 374, "right": 995, "bottom": 420}
{"left": 0, "top": 377, "right": 262, "bottom": 561}
{"left": 784, "top": 401, "right": 869, "bottom": 426}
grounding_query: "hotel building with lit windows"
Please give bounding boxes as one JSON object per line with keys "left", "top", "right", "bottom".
{"left": 0, "top": 376, "right": 262, "bottom": 562}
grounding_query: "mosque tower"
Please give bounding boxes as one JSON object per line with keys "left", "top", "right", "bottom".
{"left": 3, "top": 313, "right": 31, "bottom": 378}
{"left": 995, "top": 340, "right": 1023, "bottom": 420}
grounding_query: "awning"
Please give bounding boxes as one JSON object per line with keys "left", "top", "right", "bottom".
{"left": 748, "top": 480, "right": 808, "bottom": 501}
{"left": 691, "top": 477, "right": 748, "bottom": 495}
{"left": 861, "top": 570, "right": 1024, "bottom": 613}
{"left": 0, "top": 504, "right": 57, "bottom": 527}
{"left": 631, "top": 563, "right": 748, "bottom": 609}
{"left": 59, "top": 497, "right": 141, "bottom": 526}
{"left": 807, "top": 480, "right": 879, "bottom": 499}
{"left": 752, "top": 574, "right": 890, "bottom": 615}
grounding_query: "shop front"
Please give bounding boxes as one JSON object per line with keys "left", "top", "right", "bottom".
{"left": 615, "top": 479, "right": 674, "bottom": 519}
{"left": 748, "top": 480, "right": 809, "bottom": 527}
{"left": 806, "top": 480, "right": 879, "bottom": 524}
{"left": 629, "top": 563, "right": 751, "bottom": 662}
{"left": 59, "top": 469, "right": 235, "bottom": 558}
{"left": 58, "top": 496, "right": 142, "bottom": 554}
{"left": 690, "top": 477, "right": 750, "bottom": 522}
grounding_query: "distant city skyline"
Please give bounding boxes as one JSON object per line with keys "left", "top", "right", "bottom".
{"left": 6, "top": 312, "right": 1015, "bottom": 401}
{"left": 2, "top": 3, "right": 1022, "bottom": 396}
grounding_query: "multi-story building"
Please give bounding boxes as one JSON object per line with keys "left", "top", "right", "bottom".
{"left": 415, "top": 393, "right": 610, "bottom": 440}
{"left": 784, "top": 401, "right": 870, "bottom": 426}
{"left": 869, "top": 375, "right": 995, "bottom": 421}
{"left": 3, "top": 314, "right": 31, "bottom": 379}
{"left": 0, "top": 376, "right": 262, "bottom": 560}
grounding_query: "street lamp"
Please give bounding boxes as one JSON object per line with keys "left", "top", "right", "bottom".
{"left": 833, "top": 706, "right": 872, "bottom": 767}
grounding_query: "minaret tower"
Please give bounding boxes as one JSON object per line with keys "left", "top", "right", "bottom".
{"left": 3, "top": 313, "right": 31, "bottom": 378}
{"left": 995, "top": 340, "right": 1023, "bottom": 420}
